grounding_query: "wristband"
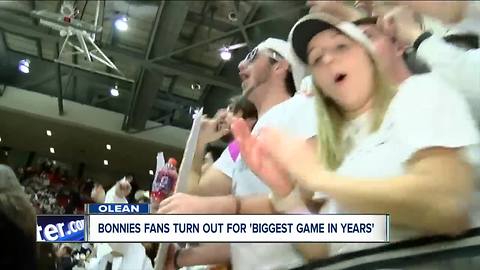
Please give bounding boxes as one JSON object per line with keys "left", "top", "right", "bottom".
{"left": 413, "top": 31, "right": 433, "bottom": 52}
{"left": 173, "top": 248, "right": 182, "bottom": 270}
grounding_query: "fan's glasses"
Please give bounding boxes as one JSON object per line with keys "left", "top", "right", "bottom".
{"left": 240, "top": 47, "right": 284, "bottom": 66}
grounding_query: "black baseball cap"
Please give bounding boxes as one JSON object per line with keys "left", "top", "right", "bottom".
{"left": 289, "top": 13, "right": 375, "bottom": 65}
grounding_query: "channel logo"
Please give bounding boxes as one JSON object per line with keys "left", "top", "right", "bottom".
{"left": 36, "top": 215, "right": 85, "bottom": 242}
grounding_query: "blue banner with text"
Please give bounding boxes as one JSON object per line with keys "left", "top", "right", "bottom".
{"left": 36, "top": 215, "right": 85, "bottom": 242}
{"left": 88, "top": 203, "right": 150, "bottom": 214}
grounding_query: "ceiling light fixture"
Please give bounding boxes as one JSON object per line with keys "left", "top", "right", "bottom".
{"left": 149, "top": 170, "right": 154, "bottom": 176}
{"left": 104, "top": 160, "right": 109, "bottom": 166}
{"left": 50, "top": 147, "right": 55, "bottom": 154}
{"left": 110, "top": 84, "right": 119, "bottom": 97}
{"left": 220, "top": 47, "right": 232, "bottom": 61}
{"left": 46, "top": 130, "right": 52, "bottom": 136}
{"left": 228, "top": 12, "right": 238, "bottom": 22}
{"left": 114, "top": 16, "right": 129, "bottom": 31}
{"left": 18, "top": 59, "right": 31, "bottom": 74}
{"left": 106, "top": 144, "right": 111, "bottom": 150}
{"left": 191, "top": 82, "right": 201, "bottom": 91}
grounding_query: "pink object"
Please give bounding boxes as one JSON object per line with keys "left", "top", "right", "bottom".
{"left": 228, "top": 140, "right": 240, "bottom": 161}
{"left": 151, "top": 158, "right": 178, "bottom": 204}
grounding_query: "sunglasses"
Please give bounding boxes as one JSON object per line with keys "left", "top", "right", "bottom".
{"left": 240, "top": 47, "right": 284, "bottom": 66}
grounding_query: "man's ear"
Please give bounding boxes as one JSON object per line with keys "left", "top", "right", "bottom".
{"left": 274, "top": 59, "right": 290, "bottom": 73}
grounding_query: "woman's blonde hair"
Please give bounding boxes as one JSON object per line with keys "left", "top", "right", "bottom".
{"left": 314, "top": 57, "right": 396, "bottom": 170}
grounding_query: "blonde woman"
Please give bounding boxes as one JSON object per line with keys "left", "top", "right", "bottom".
{"left": 231, "top": 13, "right": 479, "bottom": 262}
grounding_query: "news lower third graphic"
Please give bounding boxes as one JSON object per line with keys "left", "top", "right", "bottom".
{"left": 87, "top": 214, "right": 390, "bottom": 243}
{"left": 36, "top": 215, "right": 85, "bottom": 242}
{"left": 36, "top": 204, "right": 390, "bottom": 243}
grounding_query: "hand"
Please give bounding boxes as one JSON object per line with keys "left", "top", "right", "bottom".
{"left": 118, "top": 178, "right": 132, "bottom": 197}
{"left": 256, "top": 128, "right": 325, "bottom": 192}
{"left": 158, "top": 193, "right": 215, "bottom": 214}
{"left": 387, "top": 1, "right": 467, "bottom": 25}
{"left": 231, "top": 118, "right": 294, "bottom": 196}
{"left": 90, "top": 184, "right": 105, "bottom": 203}
{"left": 353, "top": 1, "right": 374, "bottom": 16}
{"left": 308, "top": 1, "right": 364, "bottom": 21}
{"left": 198, "top": 112, "right": 230, "bottom": 145}
{"left": 222, "top": 110, "right": 236, "bottom": 130}
{"left": 378, "top": 5, "right": 423, "bottom": 47}
{"left": 214, "top": 108, "right": 236, "bottom": 131}
{"left": 370, "top": 2, "right": 397, "bottom": 18}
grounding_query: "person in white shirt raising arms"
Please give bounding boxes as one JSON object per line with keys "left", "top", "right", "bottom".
{"left": 88, "top": 175, "right": 154, "bottom": 270}
{"left": 160, "top": 38, "right": 317, "bottom": 270}
{"left": 186, "top": 95, "right": 257, "bottom": 197}
{"left": 375, "top": 4, "right": 480, "bottom": 124}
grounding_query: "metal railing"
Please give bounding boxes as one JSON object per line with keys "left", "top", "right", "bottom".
{"left": 296, "top": 227, "right": 480, "bottom": 270}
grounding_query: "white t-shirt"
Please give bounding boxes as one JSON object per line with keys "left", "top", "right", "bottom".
{"left": 232, "top": 93, "right": 318, "bottom": 196}
{"left": 417, "top": 35, "right": 480, "bottom": 126}
{"left": 230, "top": 93, "right": 318, "bottom": 270}
{"left": 316, "top": 73, "right": 480, "bottom": 256}
{"left": 104, "top": 183, "right": 128, "bottom": 204}
{"left": 212, "top": 147, "right": 236, "bottom": 178}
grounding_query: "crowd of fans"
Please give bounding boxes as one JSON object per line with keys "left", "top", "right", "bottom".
{"left": 16, "top": 160, "right": 93, "bottom": 215}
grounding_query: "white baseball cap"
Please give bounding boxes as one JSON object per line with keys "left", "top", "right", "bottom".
{"left": 255, "top": 38, "right": 308, "bottom": 92}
